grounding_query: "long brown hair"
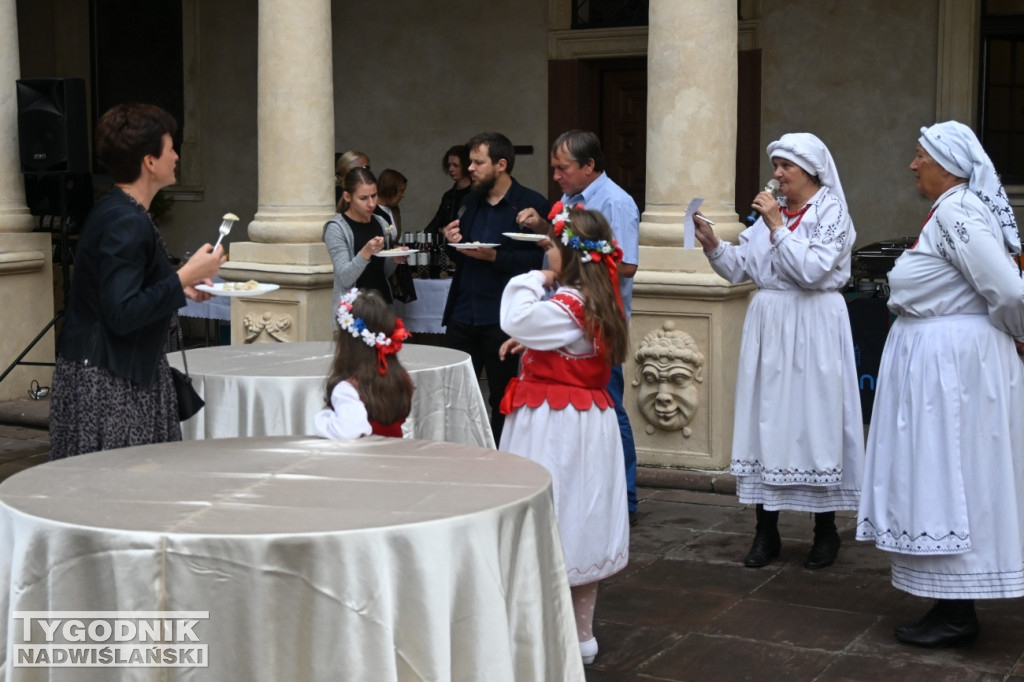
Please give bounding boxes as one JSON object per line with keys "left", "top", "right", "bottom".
{"left": 324, "top": 289, "right": 413, "bottom": 425}
{"left": 550, "top": 208, "right": 628, "bottom": 365}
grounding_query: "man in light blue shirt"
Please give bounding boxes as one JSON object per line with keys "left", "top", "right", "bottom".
{"left": 517, "top": 130, "right": 641, "bottom": 524}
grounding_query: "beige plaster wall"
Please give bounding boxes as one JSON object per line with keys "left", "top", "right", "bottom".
{"left": 172, "top": 0, "right": 551, "bottom": 257}
{"left": 17, "top": 0, "right": 550, "bottom": 260}
{"left": 329, "top": 0, "right": 552, "bottom": 233}
{"left": 760, "top": 0, "right": 940, "bottom": 248}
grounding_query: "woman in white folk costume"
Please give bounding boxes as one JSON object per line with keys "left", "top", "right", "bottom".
{"left": 857, "top": 121, "right": 1024, "bottom": 648}
{"left": 694, "top": 132, "right": 863, "bottom": 570}
{"left": 498, "top": 206, "right": 629, "bottom": 666}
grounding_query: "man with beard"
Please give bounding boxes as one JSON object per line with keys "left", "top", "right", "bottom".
{"left": 441, "top": 131, "right": 549, "bottom": 442}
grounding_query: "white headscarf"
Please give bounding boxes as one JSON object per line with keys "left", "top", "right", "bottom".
{"left": 766, "top": 132, "right": 846, "bottom": 205}
{"left": 919, "top": 121, "right": 1021, "bottom": 255}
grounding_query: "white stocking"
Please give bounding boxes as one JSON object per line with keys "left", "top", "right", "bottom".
{"left": 570, "top": 581, "right": 599, "bottom": 642}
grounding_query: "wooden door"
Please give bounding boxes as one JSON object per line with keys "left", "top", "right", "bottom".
{"left": 599, "top": 60, "right": 648, "bottom": 213}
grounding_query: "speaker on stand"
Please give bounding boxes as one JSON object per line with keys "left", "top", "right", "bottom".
{"left": 0, "top": 77, "right": 92, "bottom": 388}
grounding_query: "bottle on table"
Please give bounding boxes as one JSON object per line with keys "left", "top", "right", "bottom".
{"left": 416, "top": 233, "right": 427, "bottom": 279}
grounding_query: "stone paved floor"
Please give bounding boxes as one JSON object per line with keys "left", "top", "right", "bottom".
{"left": 1, "top": 398, "right": 1022, "bottom": 681}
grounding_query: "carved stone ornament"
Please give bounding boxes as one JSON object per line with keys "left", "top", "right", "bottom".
{"left": 242, "top": 311, "right": 294, "bottom": 343}
{"left": 631, "top": 322, "right": 705, "bottom": 437}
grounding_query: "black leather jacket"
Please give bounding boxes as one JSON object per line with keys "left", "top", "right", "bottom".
{"left": 58, "top": 188, "right": 186, "bottom": 387}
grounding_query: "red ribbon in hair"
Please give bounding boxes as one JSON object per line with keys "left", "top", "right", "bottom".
{"left": 377, "top": 318, "right": 411, "bottom": 375}
{"left": 604, "top": 247, "right": 625, "bottom": 317}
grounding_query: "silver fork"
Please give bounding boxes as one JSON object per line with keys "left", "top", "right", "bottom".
{"left": 213, "top": 212, "right": 239, "bottom": 251}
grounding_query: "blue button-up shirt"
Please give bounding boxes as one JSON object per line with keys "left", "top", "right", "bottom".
{"left": 563, "top": 172, "right": 640, "bottom": 318}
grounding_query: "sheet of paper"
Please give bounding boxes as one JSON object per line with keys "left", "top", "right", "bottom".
{"left": 683, "top": 198, "right": 704, "bottom": 249}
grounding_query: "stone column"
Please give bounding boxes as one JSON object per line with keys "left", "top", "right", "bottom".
{"left": 221, "top": 0, "right": 336, "bottom": 343}
{"left": 628, "top": 0, "right": 753, "bottom": 472}
{"left": 0, "top": 0, "right": 56, "bottom": 399}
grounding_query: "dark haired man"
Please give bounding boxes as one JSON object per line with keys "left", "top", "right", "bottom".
{"left": 441, "top": 132, "right": 549, "bottom": 443}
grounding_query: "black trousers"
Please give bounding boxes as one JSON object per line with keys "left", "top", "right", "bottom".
{"left": 445, "top": 320, "right": 519, "bottom": 444}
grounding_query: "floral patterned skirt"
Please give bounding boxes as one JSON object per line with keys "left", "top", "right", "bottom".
{"left": 49, "top": 354, "right": 181, "bottom": 460}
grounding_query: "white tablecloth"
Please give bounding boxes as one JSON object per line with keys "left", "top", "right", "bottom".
{"left": 169, "top": 342, "right": 494, "bottom": 448}
{"left": 392, "top": 278, "right": 451, "bottom": 334}
{"left": 0, "top": 437, "right": 584, "bottom": 681}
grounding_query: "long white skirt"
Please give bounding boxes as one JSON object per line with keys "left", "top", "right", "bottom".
{"left": 731, "top": 289, "right": 864, "bottom": 512}
{"left": 856, "top": 314, "right": 1024, "bottom": 598}
{"left": 499, "top": 402, "right": 629, "bottom": 586}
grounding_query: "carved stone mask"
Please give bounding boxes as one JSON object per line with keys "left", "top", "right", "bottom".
{"left": 632, "top": 326, "right": 704, "bottom": 436}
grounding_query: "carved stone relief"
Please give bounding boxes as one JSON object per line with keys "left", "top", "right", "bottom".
{"left": 631, "top": 322, "right": 705, "bottom": 437}
{"left": 243, "top": 311, "right": 294, "bottom": 343}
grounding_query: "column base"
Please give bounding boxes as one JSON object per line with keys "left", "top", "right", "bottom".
{"left": 247, "top": 207, "right": 333, "bottom": 244}
{"left": 220, "top": 241, "right": 334, "bottom": 344}
{"left": 0, "top": 233, "right": 55, "bottom": 400}
{"left": 0, "top": 207, "right": 36, "bottom": 234}
{"left": 628, "top": 245, "right": 754, "bottom": 471}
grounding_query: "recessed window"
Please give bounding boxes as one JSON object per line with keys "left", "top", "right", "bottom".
{"left": 571, "top": 0, "right": 649, "bottom": 30}
{"left": 980, "top": 9, "right": 1024, "bottom": 183}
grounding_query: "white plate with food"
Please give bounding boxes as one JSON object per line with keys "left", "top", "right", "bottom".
{"left": 449, "top": 242, "right": 500, "bottom": 250}
{"left": 374, "top": 248, "right": 417, "bottom": 258}
{"left": 195, "top": 281, "right": 280, "bottom": 297}
{"left": 502, "top": 232, "right": 547, "bottom": 242}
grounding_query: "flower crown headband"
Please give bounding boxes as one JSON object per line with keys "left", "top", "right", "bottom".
{"left": 549, "top": 201, "right": 624, "bottom": 264}
{"left": 336, "top": 288, "right": 411, "bottom": 374}
{"left": 547, "top": 201, "right": 625, "bottom": 314}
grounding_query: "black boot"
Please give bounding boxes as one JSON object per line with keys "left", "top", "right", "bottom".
{"left": 743, "top": 505, "right": 781, "bottom": 568}
{"left": 804, "top": 511, "right": 841, "bottom": 569}
{"left": 895, "top": 599, "right": 979, "bottom": 648}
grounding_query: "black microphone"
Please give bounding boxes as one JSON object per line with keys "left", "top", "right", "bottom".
{"left": 745, "top": 179, "right": 781, "bottom": 224}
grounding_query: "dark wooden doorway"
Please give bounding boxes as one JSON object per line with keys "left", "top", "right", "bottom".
{"left": 548, "top": 57, "right": 647, "bottom": 212}
{"left": 549, "top": 51, "right": 760, "bottom": 218}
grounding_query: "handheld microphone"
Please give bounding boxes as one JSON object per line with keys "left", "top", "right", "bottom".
{"left": 745, "top": 179, "right": 780, "bottom": 224}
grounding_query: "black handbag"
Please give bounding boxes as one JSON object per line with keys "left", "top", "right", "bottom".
{"left": 171, "top": 315, "right": 205, "bottom": 421}
{"left": 390, "top": 263, "right": 417, "bottom": 303}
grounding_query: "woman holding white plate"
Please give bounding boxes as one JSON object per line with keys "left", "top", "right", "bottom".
{"left": 323, "top": 167, "right": 408, "bottom": 314}
{"left": 49, "top": 103, "right": 226, "bottom": 459}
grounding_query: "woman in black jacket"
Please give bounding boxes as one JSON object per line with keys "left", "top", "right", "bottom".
{"left": 424, "top": 145, "right": 471, "bottom": 238}
{"left": 49, "top": 103, "right": 225, "bottom": 459}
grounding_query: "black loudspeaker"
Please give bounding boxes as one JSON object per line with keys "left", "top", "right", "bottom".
{"left": 16, "top": 78, "right": 89, "bottom": 174}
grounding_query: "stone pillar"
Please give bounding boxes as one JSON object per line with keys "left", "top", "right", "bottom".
{"left": 0, "top": 0, "right": 56, "bottom": 399}
{"left": 628, "top": 0, "right": 753, "bottom": 472}
{"left": 221, "top": 0, "right": 336, "bottom": 343}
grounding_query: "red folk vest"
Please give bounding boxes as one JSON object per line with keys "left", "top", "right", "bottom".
{"left": 499, "top": 290, "right": 613, "bottom": 415}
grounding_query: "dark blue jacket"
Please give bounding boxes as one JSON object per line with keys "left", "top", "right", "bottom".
{"left": 442, "top": 179, "right": 549, "bottom": 327}
{"left": 58, "top": 189, "right": 186, "bottom": 386}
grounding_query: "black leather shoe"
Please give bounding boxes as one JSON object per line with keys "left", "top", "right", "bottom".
{"left": 895, "top": 601, "right": 979, "bottom": 648}
{"left": 743, "top": 531, "right": 781, "bottom": 568}
{"left": 804, "top": 532, "right": 841, "bottom": 569}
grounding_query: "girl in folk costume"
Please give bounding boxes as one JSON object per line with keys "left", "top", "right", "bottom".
{"left": 314, "top": 288, "right": 413, "bottom": 439}
{"left": 498, "top": 205, "right": 630, "bottom": 666}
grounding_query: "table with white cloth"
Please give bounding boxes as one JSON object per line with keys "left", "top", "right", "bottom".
{"left": 170, "top": 342, "right": 494, "bottom": 448}
{"left": 0, "top": 436, "right": 584, "bottom": 681}
{"left": 391, "top": 278, "right": 451, "bottom": 334}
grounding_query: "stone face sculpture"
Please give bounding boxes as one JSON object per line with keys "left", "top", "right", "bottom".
{"left": 632, "top": 324, "right": 705, "bottom": 437}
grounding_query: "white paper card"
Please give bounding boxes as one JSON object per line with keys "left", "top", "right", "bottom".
{"left": 683, "top": 198, "right": 704, "bottom": 249}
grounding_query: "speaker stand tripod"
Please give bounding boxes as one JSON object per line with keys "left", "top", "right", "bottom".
{"left": 0, "top": 174, "right": 74, "bottom": 389}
